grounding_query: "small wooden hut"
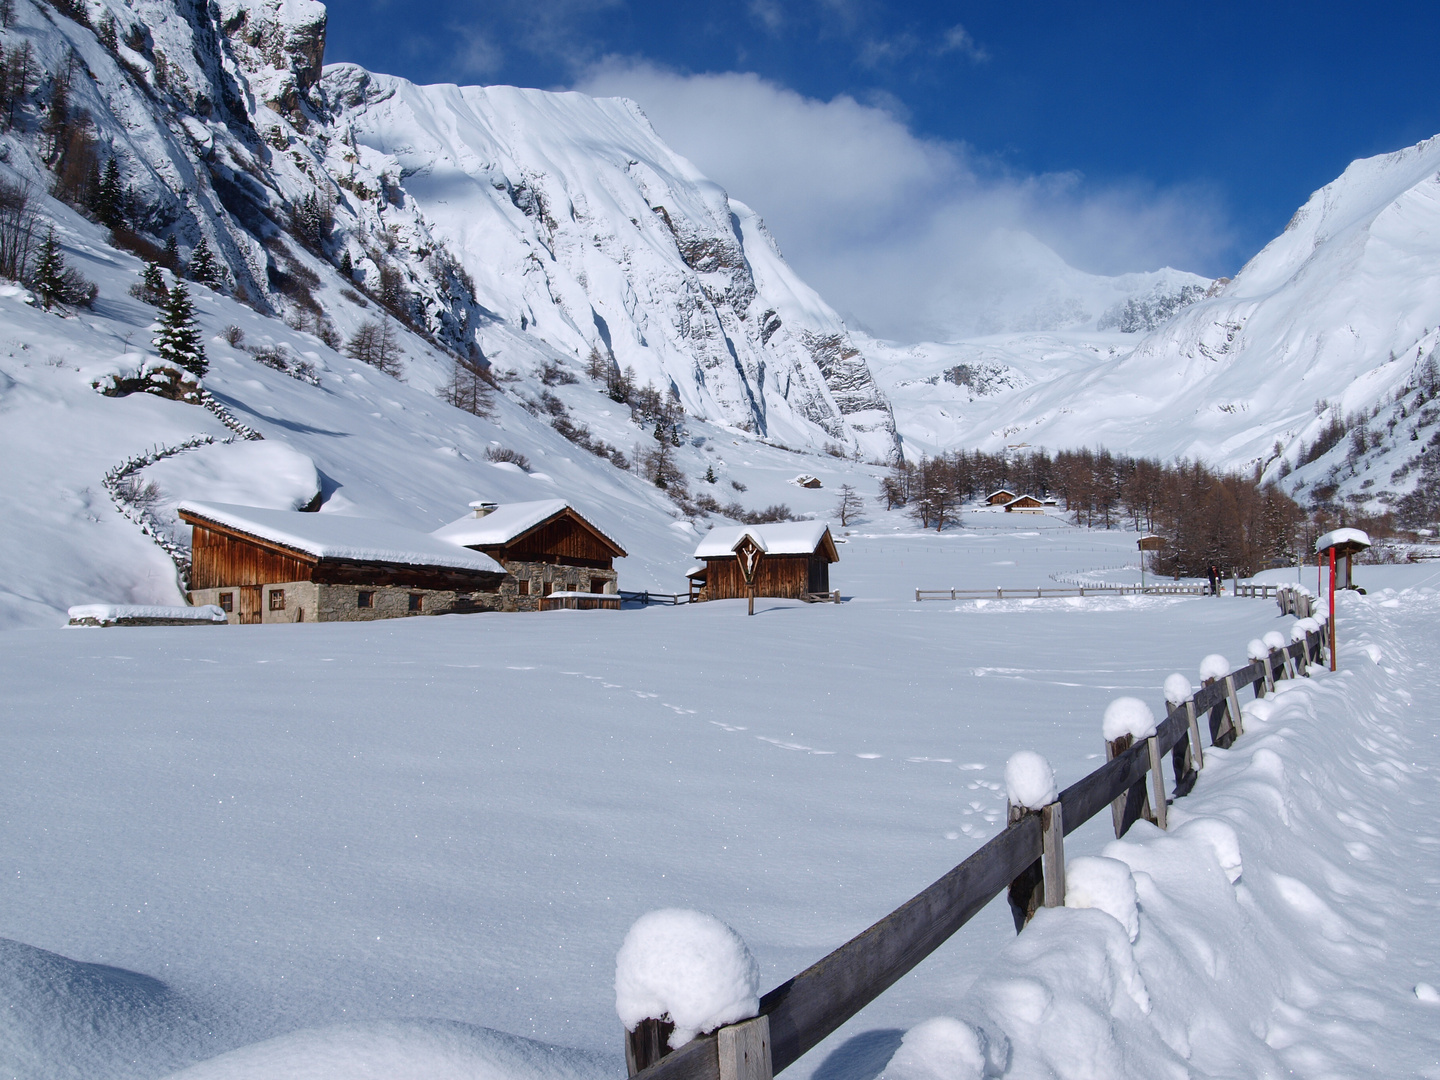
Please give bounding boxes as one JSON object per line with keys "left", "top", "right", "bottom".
{"left": 986, "top": 489, "right": 1019, "bottom": 505}
{"left": 180, "top": 502, "right": 507, "bottom": 624}
{"left": 690, "top": 522, "right": 838, "bottom": 601}
{"left": 432, "top": 500, "right": 626, "bottom": 611}
{"left": 1003, "top": 494, "right": 1046, "bottom": 514}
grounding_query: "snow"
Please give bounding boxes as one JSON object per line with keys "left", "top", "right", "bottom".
{"left": 1198, "top": 653, "right": 1230, "bottom": 682}
{"left": 1417, "top": 983, "right": 1440, "bottom": 1005}
{"left": 66, "top": 603, "right": 226, "bottom": 625}
{"left": 879, "top": 1017, "right": 987, "bottom": 1080}
{"left": 1062, "top": 856, "right": 1140, "bottom": 942}
{"left": 1162, "top": 673, "right": 1192, "bottom": 706}
{"left": 614, "top": 910, "right": 759, "bottom": 1048}
{"left": 1293, "top": 617, "right": 1323, "bottom": 642}
{"left": 5, "top": 552, "right": 1440, "bottom": 1079}
{"left": 1246, "top": 637, "right": 1269, "bottom": 661}
{"left": 1100, "top": 697, "right": 1156, "bottom": 742}
{"left": 1315, "top": 527, "right": 1372, "bottom": 552}
{"left": 430, "top": 500, "right": 573, "bottom": 547}
{"left": 692, "top": 522, "right": 832, "bottom": 558}
{"left": 178, "top": 502, "right": 506, "bottom": 573}
{"left": 1262, "top": 630, "right": 1287, "bottom": 651}
{"left": 1173, "top": 817, "right": 1243, "bottom": 884}
{"left": 1003, "top": 751, "right": 1056, "bottom": 810}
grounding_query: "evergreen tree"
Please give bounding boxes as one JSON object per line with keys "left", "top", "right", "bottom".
{"left": 32, "top": 227, "right": 64, "bottom": 310}
{"left": 187, "top": 236, "right": 222, "bottom": 288}
{"left": 136, "top": 260, "right": 166, "bottom": 305}
{"left": 161, "top": 233, "right": 179, "bottom": 269}
{"left": 94, "top": 157, "right": 122, "bottom": 228}
{"left": 339, "top": 249, "right": 353, "bottom": 278}
{"left": 153, "top": 280, "right": 206, "bottom": 377}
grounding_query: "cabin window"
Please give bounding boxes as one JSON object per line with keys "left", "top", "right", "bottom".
{"left": 590, "top": 577, "right": 606, "bottom": 594}
{"left": 517, "top": 579, "right": 530, "bottom": 596}
{"left": 218, "top": 592, "right": 234, "bottom": 612}
{"left": 357, "top": 591, "right": 374, "bottom": 608}
{"left": 408, "top": 593, "right": 423, "bottom": 612}
{"left": 268, "top": 589, "right": 285, "bottom": 611}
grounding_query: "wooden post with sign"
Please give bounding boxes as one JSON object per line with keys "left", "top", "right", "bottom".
{"left": 733, "top": 532, "right": 765, "bottom": 616}
{"left": 1314, "top": 528, "right": 1371, "bottom": 672}
{"left": 1137, "top": 534, "right": 1165, "bottom": 592}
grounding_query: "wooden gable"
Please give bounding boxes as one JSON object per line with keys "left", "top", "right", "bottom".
{"left": 479, "top": 507, "right": 626, "bottom": 569}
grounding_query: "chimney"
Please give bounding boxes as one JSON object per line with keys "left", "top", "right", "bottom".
{"left": 469, "top": 500, "right": 499, "bottom": 518}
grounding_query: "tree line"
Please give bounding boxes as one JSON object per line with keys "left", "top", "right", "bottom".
{"left": 881, "top": 448, "right": 1308, "bottom": 578}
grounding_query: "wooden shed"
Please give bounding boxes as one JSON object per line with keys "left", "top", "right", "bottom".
{"left": 690, "top": 522, "right": 838, "bottom": 601}
{"left": 432, "top": 500, "right": 626, "bottom": 611}
{"left": 986, "top": 489, "right": 1019, "bottom": 505}
{"left": 179, "top": 502, "right": 507, "bottom": 624}
{"left": 1003, "top": 494, "right": 1046, "bottom": 514}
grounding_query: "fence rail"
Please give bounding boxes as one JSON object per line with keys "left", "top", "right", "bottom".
{"left": 628, "top": 604, "right": 1330, "bottom": 1080}
{"left": 620, "top": 591, "right": 690, "bottom": 607}
{"left": 915, "top": 583, "right": 1206, "bottom": 601}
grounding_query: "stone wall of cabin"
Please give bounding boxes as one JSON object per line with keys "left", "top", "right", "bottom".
{"left": 498, "top": 561, "right": 618, "bottom": 612}
{"left": 189, "top": 582, "right": 507, "bottom": 622}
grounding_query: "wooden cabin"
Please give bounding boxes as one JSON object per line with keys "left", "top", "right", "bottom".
{"left": 1003, "top": 494, "right": 1046, "bottom": 514}
{"left": 432, "top": 500, "right": 626, "bottom": 612}
{"left": 179, "top": 502, "right": 507, "bottom": 624}
{"left": 986, "top": 488, "right": 1019, "bottom": 505}
{"left": 689, "top": 522, "right": 839, "bottom": 601}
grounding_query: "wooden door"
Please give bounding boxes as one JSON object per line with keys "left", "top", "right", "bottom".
{"left": 239, "top": 585, "right": 263, "bottom": 625}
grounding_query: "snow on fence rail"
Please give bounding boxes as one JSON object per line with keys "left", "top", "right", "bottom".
{"left": 914, "top": 583, "right": 1206, "bottom": 601}
{"left": 621, "top": 606, "right": 1332, "bottom": 1080}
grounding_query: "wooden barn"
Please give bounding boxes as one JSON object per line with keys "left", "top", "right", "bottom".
{"left": 688, "top": 522, "right": 839, "bottom": 601}
{"left": 1003, "top": 494, "right": 1046, "bottom": 514}
{"left": 179, "top": 502, "right": 507, "bottom": 624}
{"left": 986, "top": 488, "right": 1019, "bottom": 505}
{"left": 431, "top": 500, "right": 626, "bottom": 611}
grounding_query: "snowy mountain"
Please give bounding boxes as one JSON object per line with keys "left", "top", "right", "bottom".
{"left": 866, "top": 138, "right": 1440, "bottom": 516}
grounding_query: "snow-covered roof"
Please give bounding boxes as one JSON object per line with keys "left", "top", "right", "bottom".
{"left": 1315, "top": 527, "right": 1371, "bottom": 553}
{"left": 987, "top": 489, "right": 1017, "bottom": 498}
{"left": 1004, "top": 494, "right": 1043, "bottom": 506}
{"left": 431, "top": 500, "right": 624, "bottom": 554}
{"left": 693, "top": 522, "right": 835, "bottom": 559}
{"left": 179, "top": 502, "right": 505, "bottom": 573}
{"left": 67, "top": 604, "right": 226, "bottom": 625}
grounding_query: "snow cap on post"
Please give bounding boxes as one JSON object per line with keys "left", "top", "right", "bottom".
{"left": 1004, "top": 750, "right": 1057, "bottom": 810}
{"left": 1101, "top": 697, "right": 1156, "bottom": 742}
{"left": 1246, "top": 638, "right": 1269, "bottom": 662}
{"left": 1064, "top": 856, "right": 1140, "bottom": 941}
{"left": 1199, "top": 654, "right": 1229, "bottom": 682}
{"left": 615, "top": 909, "right": 760, "bottom": 1049}
{"left": 1262, "top": 631, "right": 1286, "bottom": 651}
{"left": 1162, "top": 674, "right": 1192, "bottom": 707}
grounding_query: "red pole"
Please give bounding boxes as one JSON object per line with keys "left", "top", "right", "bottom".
{"left": 1328, "top": 546, "right": 1337, "bottom": 671}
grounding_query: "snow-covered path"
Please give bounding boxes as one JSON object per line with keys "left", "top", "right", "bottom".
{"left": 1, "top": 553, "right": 1437, "bottom": 1079}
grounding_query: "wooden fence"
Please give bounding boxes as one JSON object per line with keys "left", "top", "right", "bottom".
{"left": 624, "top": 606, "right": 1331, "bottom": 1080}
{"left": 621, "top": 591, "right": 690, "bottom": 607}
{"left": 915, "top": 583, "right": 1206, "bottom": 601}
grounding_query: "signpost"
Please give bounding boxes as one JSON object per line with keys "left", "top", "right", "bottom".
{"left": 733, "top": 532, "right": 766, "bottom": 616}
{"left": 1314, "top": 527, "right": 1371, "bottom": 671}
{"left": 1137, "top": 534, "right": 1166, "bottom": 592}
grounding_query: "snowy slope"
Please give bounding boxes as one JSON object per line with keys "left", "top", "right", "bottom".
{"left": 866, "top": 138, "right": 1440, "bottom": 511}
{"left": 318, "top": 67, "right": 898, "bottom": 459}
{"left": 2, "top": 533, "right": 1437, "bottom": 1079}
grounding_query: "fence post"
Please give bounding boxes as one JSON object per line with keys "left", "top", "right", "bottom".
{"left": 1105, "top": 733, "right": 1154, "bottom": 837}
{"left": 626, "top": 1018, "right": 676, "bottom": 1076}
{"left": 915, "top": 588, "right": 920, "bottom": 602}
{"left": 1223, "top": 674, "right": 1245, "bottom": 737}
{"left": 1201, "top": 677, "right": 1235, "bottom": 748}
{"left": 1146, "top": 736, "right": 1168, "bottom": 829}
{"left": 718, "top": 1016, "right": 772, "bottom": 1080}
{"left": 1041, "top": 802, "right": 1065, "bottom": 907}
{"left": 1184, "top": 699, "right": 1204, "bottom": 770}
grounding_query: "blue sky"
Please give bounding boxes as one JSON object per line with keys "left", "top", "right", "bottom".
{"left": 324, "top": 1, "right": 1440, "bottom": 337}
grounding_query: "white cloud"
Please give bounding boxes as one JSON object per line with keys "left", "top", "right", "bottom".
{"left": 574, "top": 62, "right": 1235, "bottom": 341}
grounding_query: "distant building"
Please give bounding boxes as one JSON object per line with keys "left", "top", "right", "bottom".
{"left": 689, "top": 522, "right": 838, "bottom": 601}
{"left": 1003, "top": 495, "right": 1046, "bottom": 514}
{"left": 432, "top": 500, "right": 626, "bottom": 611}
{"left": 180, "top": 502, "right": 507, "bottom": 623}
{"left": 986, "top": 489, "right": 1019, "bottom": 505}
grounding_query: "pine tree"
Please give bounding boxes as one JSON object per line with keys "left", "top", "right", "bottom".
{"left": 154, "top": 280, "right": 206, "bottom": 377}
{"left": 136, "top": 260, "right": 167, "bottom": 305}
{"left": 161, "top": 233, "right": 179, "bottom": 269}
{"left": 187, "top": 236, "right": 222, "bottom": 288}
{"left": 94, "top": 157, "right": 122, "bottom": 228}
{"left": 32, "top": 227, "right": 64, "bottom": 310}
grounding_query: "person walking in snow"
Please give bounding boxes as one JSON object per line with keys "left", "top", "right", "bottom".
{"left": 1207, "top": 562, "right": 1220, "bottom": 596}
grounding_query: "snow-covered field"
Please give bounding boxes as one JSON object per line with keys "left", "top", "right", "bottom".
{"left": 4, "top": 529, "right": 1437, "bottom": 1080}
